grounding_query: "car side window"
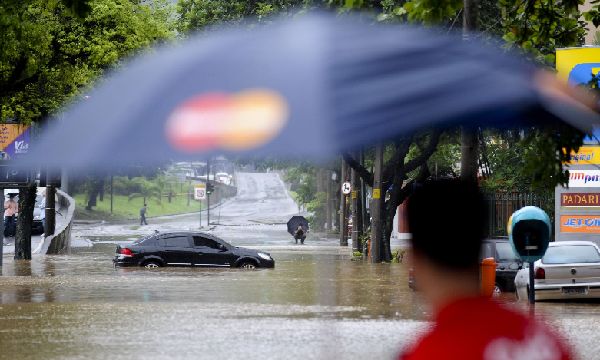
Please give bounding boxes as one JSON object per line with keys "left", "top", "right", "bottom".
{"left": 162, "top": 236, "right": 191, "bottom": 248}
{"left": 193, "top": 236, "right": 220, "bottom": 249}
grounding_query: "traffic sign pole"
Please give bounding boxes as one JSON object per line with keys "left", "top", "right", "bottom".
{"left": 193, "top": 183, "right": 207, "bottom": 228}
{"left": 207, "top": 159, "right": 211, "bottom": 227}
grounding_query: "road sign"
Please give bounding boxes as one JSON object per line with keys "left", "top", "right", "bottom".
{"left": 372, "top": 188, "right": 381, "bottom": 199}
{"left": 342, "top": 182, "right": 352, "bottom": 195}
{"left": 194, "top": 184, "right": 206, "bottom": 200}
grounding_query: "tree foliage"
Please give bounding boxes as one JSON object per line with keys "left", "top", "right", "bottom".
{"left": 0, "top": 0, "right": 174, "bottom": 123}
{"left": 176, "top": 0, "right": 311, "bottom": 33}
{"left": 1, "top": 0, "right": 175, "bottom": 256}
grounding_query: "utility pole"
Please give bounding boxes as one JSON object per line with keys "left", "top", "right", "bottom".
{"left": 359, "top": 150, "right": 367, "bottom": 234}
{"left": 461, "top": 0, "right": 479, "bottom": 182}
{"left": 61, "top": 168, "right": 68, "bottom": 194}
{"left": 370, "top": 144, "right": 384, "bottom": 263}
{"left": 351, "top": 153, "right": 363, "bottom": 253}
{"left": 340, "top": 160, "right": 348, "bottom": 246}
{"left": 110, "top": 174, "right": 114, "bottom": 215}
{"left": 45, "top": 185, "right": 56, "bottom": 235}
{"left": 207, "top": 158, "right": 211, "bottom": 227}
{"left": 326, "top": 170, "right": 332, "bottom": 231}
{"left": 45, "top": 169, "right": 57, "bottom": 236}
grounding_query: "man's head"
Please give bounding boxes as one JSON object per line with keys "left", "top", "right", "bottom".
{"left": 143, "top": 203, "right": 147, "bottom": 207}
{"left": 407, "top": 179, "right": 488, "bottom": 306}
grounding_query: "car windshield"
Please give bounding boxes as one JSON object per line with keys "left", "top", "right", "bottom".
{"left": 542, "top": 245, "right": 600, "bottom": 264}
{"left": 495, "top": 242, "right": 520, "bottom": 262}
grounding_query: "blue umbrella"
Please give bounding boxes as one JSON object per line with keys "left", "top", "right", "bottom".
{"left": 26, "top": 14, "right": 600, "bottom": 170}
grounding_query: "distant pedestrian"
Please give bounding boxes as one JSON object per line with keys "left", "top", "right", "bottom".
{"left": 400, "top": 179, "right": 572, "bottom": 360}
{"left": 294, "top": 225, "right": 305, "bottom": 245}
{"left": 4, "top": 194, "right": 17, "bottom": 237}
{"left": 140, "top": 203, "right": 148, "bottom": 225}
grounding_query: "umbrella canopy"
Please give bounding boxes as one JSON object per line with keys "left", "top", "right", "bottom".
{"left": 287, "top": 216, "right": 309, "bottom": 235}
{"left": 26, "top": 14, "right": 599, "bottom": 170}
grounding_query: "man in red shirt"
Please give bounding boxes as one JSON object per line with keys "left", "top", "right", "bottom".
{"left": 401, "top": 179, "right": 572, "bottom": 360}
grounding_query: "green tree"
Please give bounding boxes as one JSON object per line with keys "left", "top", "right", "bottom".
{"left": 175, "top": 0, "right": 595, "bottom": 260}
{"left": 1, "top": 0, "right": 174, "bottom": 123}
{"left": 176, "top": 0, "right": 310, "bottom": 33}
{"left": 1, "top": 0, "right": 174, "bottom": 258}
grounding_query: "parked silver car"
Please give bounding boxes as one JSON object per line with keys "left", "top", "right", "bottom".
{"left": 515, "top": 241, "right": 600, "bottom": 301}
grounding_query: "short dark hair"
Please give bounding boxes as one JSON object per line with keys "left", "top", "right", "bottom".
{"left": 407, "top": 179, "right": 487, "bottom": 270}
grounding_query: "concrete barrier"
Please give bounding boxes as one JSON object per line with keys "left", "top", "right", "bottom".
{"left": 34, "top": 189, "right": 75, "bottom": 255}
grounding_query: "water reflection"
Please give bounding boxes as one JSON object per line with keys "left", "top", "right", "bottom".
{"left": 0, "top": 244, "right": 599, "bottom": 359}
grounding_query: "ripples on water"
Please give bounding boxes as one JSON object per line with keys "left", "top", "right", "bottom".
{"left": 1, "top": 244, "right": 599, "bottom": 359}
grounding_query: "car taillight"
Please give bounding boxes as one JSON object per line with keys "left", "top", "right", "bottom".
{"left": 120, "top": 248, "right": 133, "bottom": 256}
{"left": 535, "top": 267, "right": 545, "bottom": 280}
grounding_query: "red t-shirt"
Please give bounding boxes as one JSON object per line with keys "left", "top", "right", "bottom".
{"left": 400, "top": 297, "right": 572, "bottom": 360}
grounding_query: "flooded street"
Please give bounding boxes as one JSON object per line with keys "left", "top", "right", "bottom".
{"left": 2, "top": 173, "right": 600, "bottom": 359}
{"left": 0, "top": 246, "right": 428, "bottom": 360}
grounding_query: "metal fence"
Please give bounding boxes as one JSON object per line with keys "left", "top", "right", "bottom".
{"left": 484, "top": 192, "right": 554, "bottom": 238}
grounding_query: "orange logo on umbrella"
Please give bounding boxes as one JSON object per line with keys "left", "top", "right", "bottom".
{"left": 165, "top": 89, "right": 288, "bottom": 152}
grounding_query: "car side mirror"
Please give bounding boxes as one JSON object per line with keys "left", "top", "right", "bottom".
{"left": 218, "top": 244, "right": 227, "bottom": 251}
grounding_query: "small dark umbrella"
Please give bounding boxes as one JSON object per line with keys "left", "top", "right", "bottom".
{"left": 287, "top": 216, "right": 309, "bottom": 236}
{"left": 26, "top": 14, "right": 599, "bottom": 170}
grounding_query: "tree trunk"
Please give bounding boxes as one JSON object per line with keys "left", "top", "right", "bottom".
{"left": 45, "top": 185, "right": 56, "bottom": 235}
{"left": 14, "top": 183, "right": 36, "bottom": 260}
{"left": 351, "top": 155, "right": 363, "bottom": 252}
{"left": 463, "top": 0, "right": 479, "bottom": 33}
{"left": 460, "top": 128, "right": 479, "bottom": 181}
{"left": 370, "top": 144, "right": 384, "bottom": 263}
{"left": 98, "top": 181, "right": 104, "bottom": 202}
{"left": 462, "top": 0, "right": 479, "bottom": 182}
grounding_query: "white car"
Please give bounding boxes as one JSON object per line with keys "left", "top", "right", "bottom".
{"left": 515, "top": 241, "right": 600, "bottom": 301}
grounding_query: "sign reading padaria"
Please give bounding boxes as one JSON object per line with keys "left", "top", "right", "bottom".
{"left": 561, "top": 193, "right": 600, "bottom": 207}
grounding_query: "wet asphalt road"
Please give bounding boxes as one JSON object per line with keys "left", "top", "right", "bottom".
{"left": 1, "top": 172, "right": 600, "bottom": 359}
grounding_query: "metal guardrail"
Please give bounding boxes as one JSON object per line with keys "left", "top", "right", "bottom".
{"left": 34, "top": 190, "right": 75, "bottom": 255}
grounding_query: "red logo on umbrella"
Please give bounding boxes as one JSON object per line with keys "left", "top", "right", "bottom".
{"left": 165, "top": 89, "right": 288, "bottom": 152}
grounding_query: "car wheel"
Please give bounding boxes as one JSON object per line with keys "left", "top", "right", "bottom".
{"left": 239, "top": 261, "right": 257, "bottom": 270}
{"left": 143, "top": 260, "right": 161, "bottom": 269}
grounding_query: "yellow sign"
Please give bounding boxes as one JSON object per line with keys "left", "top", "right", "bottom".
{"left": 351, "top": 190, "right": 357, "bottom": 199}
{"left": 372, "top": 188, "right": 381, "bottom": 199}
{"left": 0, "top": 124, "right": 30, "bottom": 159}
{"left": 556, "top": 47, "right": 600, "bottom": 84}
{"left": 566, "top": 146, "right": 600, "bottom": 165}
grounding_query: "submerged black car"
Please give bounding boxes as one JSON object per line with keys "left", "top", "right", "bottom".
{"left": 113, "top": 231, "right": 274, "bottom": 269}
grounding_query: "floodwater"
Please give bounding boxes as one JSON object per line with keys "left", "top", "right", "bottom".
{"left": 0, "top": 244, "right": 430, "bottom": 360}
{"left": 1, "top": 245, "right": 600, "bottom": 360}
{"left": 2, "top": 172, "right": 600, "bottom": 359}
